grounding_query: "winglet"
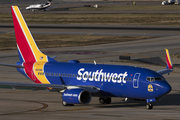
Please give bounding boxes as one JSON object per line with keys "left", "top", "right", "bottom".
{"left": 157, "top": 49, "right": 173, "bottom": 75}
{"left": 165, "top": 48, "right": 173, "bottom": 70}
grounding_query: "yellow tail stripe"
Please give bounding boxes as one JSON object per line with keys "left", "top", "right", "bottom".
{"left": 33, "top": 62, "right": 50, "bottom": 84}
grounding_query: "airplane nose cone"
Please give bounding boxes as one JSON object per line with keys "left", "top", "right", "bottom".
{"left": 155, "top": 81, "right": 172, "bottom": 97}
{"left": 163, "top": 82, "right": 171, "bottom": 94}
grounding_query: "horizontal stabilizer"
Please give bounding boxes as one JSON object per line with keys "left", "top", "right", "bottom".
{"left": 0, "top": 63, "right": 24, "bottom": 68}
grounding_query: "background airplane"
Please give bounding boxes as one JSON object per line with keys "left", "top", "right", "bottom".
{"left": 0, "top": 6, "right": 173, "bottom": 110}
{"left": 26, "top": 0, "right": 52, "bottom": 11}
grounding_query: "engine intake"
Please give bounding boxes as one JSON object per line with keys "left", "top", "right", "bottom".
{"left": 62, "top": 89, "right": 91, "bottom": 104}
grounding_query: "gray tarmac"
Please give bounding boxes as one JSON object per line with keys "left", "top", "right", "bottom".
{"left": 0, "top": 35, "right": 180, "bottom": 120}
{"left": 0, "top": 1, "right": 180, "bottom": 120}
{"left": 1, "top": 24, "right": 180, "bottom": 36}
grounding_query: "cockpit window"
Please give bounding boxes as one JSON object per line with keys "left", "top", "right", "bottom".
{"left": 146, "top": 77, "right": 163, "bottom": 82}
{"left": 155, "top": 77, "right": 163, "bottom": 81}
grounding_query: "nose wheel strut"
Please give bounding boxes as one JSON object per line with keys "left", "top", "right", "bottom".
{"left": 146, "top": 103, "right": 153, "bottom": 109}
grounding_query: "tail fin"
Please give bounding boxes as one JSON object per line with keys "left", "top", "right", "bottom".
{"left": 11, "top": 6, "right": 55, "bottom": 63}
{"left": 45, "top": 0, "right": 52, "bottom": 5}
{"left": 165, "top": 48, "right": 173, "bottom": 70}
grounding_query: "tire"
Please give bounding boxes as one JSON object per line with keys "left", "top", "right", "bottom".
{"left": 69, "top": 104, "right": 74, "bottom": 106}
{"left": 99, "top": 97, "right": 105, "bottom": 104}
{"left": 105, "top": 98, "right": 111, "bottom": 104}
{"left": 62, "top": 100, "right": 68, "bottom": 106}
{"left": 99, "top": 97, "right": 111, "bottom": 104}
{"left": 146, "top": 103, "right": 153, "bottom": 109}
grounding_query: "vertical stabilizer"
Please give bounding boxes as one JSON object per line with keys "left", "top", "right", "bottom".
{"left": 11, "top": 6, "right": 48, "bottom": 63}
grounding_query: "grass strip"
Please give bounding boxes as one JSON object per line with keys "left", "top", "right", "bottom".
{"left": 1, "top": 13, "right": 180, "bottom": 25}
{"left": 0, "top": 34, "right": 154, "bottom": 50}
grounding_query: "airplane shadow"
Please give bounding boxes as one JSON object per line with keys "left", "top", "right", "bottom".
{"left": 133, "top": 57, "right": 166, "bottom": 66}
{"left": 173, "top": 64, "right": 180, "bottom": 67}
{"left": 48, "top": 6, "right": 82, "bottom": 11}
{"left": 48, "top": 8, "right": 70, "bottom": 11}
{"left": 92, "top": 93, "right": 180, "bottom": 108}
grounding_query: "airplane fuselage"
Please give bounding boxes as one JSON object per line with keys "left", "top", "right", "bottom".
{"left": 17, "top": 61, "right": 171, "bottom": 100}
{"left": 26, "top": 3, "right": 51, "bottom": 11}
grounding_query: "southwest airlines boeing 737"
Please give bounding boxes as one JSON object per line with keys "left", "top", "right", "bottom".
{"left": 0, "top": 6, "right": 173, "bottom": 109}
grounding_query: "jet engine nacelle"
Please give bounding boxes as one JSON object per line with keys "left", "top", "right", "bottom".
{"left": 62, "top": 89, "right": 91, "bottom": 104}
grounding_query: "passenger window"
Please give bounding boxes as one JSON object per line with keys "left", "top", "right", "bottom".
{"left": 129, "top": 78, "right": 131, "bottom": 81}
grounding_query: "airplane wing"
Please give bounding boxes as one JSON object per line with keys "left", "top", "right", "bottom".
{"left": 0, "top": 81, "right": 100, "bottom": 93}
{"left": 157, "top": 69, "right": 173, "bottom": 75}
{"left": 157, "top": 49, "right": 173, "bottom": 75}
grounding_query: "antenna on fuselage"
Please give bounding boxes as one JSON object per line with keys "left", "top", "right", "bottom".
{"left": 94, "top": 60, "right": 96, "bottom": 65}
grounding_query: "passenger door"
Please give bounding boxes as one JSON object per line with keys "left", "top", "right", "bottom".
{"left": 133, "top": 73, "right": 141, "bottom": 88}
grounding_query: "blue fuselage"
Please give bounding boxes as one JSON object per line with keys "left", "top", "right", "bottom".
{"left": 17, "top": 61, "right": 171, "bottom": 100}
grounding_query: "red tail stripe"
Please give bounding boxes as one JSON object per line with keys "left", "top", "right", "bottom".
{"left": 11, "top": 7, "right": 36, "bottom": 62}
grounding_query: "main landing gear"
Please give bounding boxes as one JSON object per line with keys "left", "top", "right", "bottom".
{"left": 146, "top": 103, "right": 153, "bottom": 109}
{"left": 99, "top": 97, "right": 111, "bottom": 104}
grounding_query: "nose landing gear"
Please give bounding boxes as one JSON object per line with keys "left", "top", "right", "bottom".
{"left": 146, "top": 103, "right": 153, "bottom": 109}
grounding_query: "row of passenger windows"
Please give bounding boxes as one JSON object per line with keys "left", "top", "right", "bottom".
{"left": 38, "top": 72, "right": 78, "bottom": 78}
{"left": 38, "top": 72, "right": 132, "bottom": 81}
